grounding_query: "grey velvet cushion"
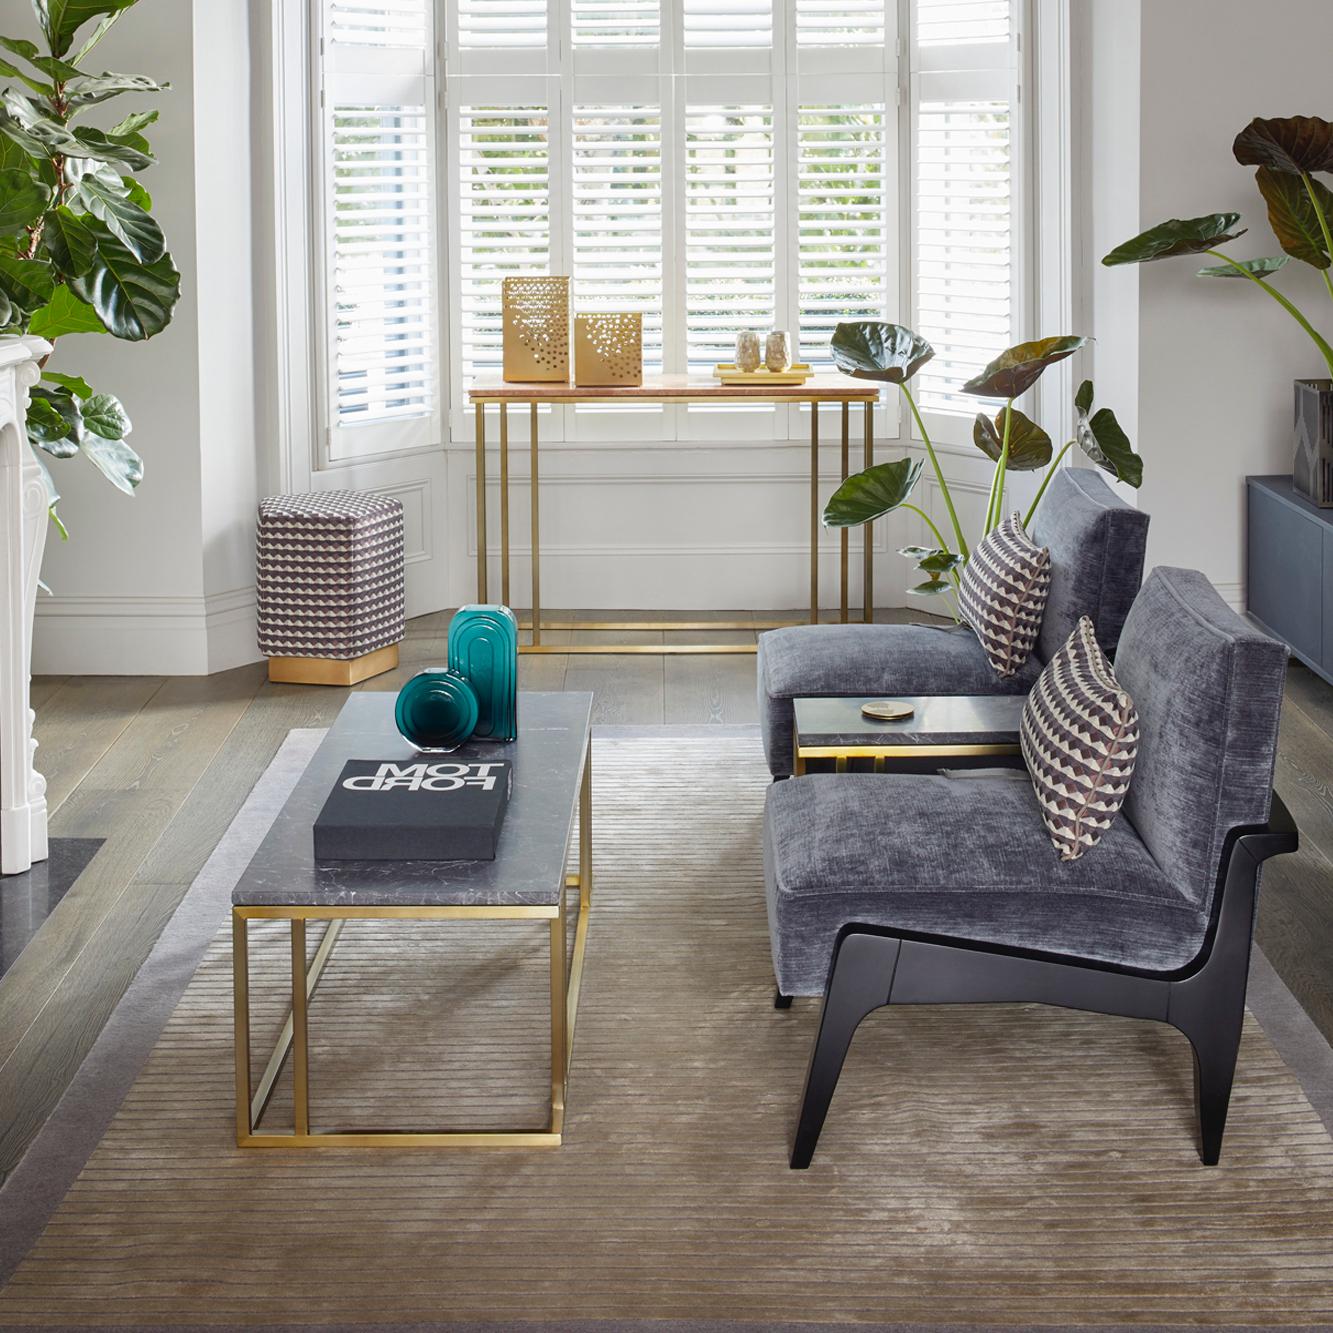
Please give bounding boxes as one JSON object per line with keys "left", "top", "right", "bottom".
{"left": 765, "top": 771, "right": 1206, "bottom": 996}
{"left": 1115, "top": 567, "right": 1287, "bottom": 909}
{"left": 1029, "top": 468, "right": 1150, "bottom": 661}
{"left": 756, "top": 623, "right": 1041, "bottom": 776}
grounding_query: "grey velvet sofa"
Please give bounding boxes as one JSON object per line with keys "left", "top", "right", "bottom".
{"left": 764, "top": 567, "right": 1297, "bottom": 1167}
{"left": 756, "top": 468, "right": 1150, "bottom": 777}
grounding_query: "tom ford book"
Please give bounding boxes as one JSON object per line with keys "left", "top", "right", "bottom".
{"left": 313, "top": 759, "right": 513, "bottom": 861}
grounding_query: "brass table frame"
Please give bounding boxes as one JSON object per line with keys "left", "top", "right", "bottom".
{"left": 232, "top": 742, "right": 593, "bottom": 1149}
{"left": 793, "top": 739, "right": 1021, "bottom": 776}
{"left": 468, "top": 376, "right": 878, "bottom": 655}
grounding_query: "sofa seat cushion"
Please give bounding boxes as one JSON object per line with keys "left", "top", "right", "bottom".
{"left": 764, "top": 771, "right": 1206, "bottom": 995}
{"left": 757, "top": 622, "right": 1042, "bottom": 776}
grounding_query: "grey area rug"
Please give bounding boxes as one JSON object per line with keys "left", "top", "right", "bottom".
{"left": 2, "top": 727, "right": 1333, "bottom": 1332}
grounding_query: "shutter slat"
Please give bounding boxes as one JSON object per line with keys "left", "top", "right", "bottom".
{"left": 328, "top": 0, "right": 427, "bottom": 46}
{"left": 683, "top": 0, "right": 772, "bottom": 48}
{"left": 916, "top": 0, "right": 1011, "bottom": 46}
{"left": 796, "top": 0, "right": 884, "bottom": 47}
{"left": 459, "top": 0, "right": 546, "bottom": 48}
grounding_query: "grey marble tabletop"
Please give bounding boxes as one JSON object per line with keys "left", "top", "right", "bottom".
{"left": 232, "top": 691, "right": 592, "bottom": 908}
{"left": 794, "top": 694, "right": 1025, "bottom": 750}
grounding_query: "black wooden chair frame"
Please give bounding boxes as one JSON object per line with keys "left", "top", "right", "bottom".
{"left": 776, "top": 791, "right": 1298, "bottom": 1169}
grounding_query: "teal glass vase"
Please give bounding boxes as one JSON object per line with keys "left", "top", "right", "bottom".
{"left": 448, "top": 604, "right": 518, "bottom": 741}
{"left": 394, "top": 669, "right": 479, "bottom": 752}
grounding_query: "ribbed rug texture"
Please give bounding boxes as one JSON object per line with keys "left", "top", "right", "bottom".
{"left": 3, "top": 734, "right": 1333, "bottom": 1326}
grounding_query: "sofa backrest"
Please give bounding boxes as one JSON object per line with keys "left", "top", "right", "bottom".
{"left": 1115, "top": 567, "right": 1287, "bottom": 910}
{"left": 1029, "top": 468, "right": 1149, "bottom": 662}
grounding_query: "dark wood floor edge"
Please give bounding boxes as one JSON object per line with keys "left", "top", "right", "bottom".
{"left": 1, "top": 1321, "right": 1331, "bottom": 1333}
{"left": 0, "top": 730, "right": 327, "bottom": 1294}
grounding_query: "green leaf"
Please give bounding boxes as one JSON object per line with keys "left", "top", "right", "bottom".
{"left": 961, "top": 336, "right": 1089, "bottom": 400}
{"left": 899, "top": 546, "right": 965, "bottom": 575}
{"left": 1197, "top": 255, "right": 1291, "bottom": 279}
{"left": 42, "top": 369, "right": 92, "bottom": 397}
{"left": 908, "top": 579, "right": 955, "bottom": 597}
{"left": 1234, "top": 116, "right": 1333, "bottom": 176}
{"left": 69, "top": 125, "right": 154, "bottom": 169}
{"left": 81, "top": 432, "right": 141, "bottom": 492}
{"left": 0, "top": 288, "right": 13, "bottom": 328}
{"left": 823, "top": 458, "right": 924, "bottom": 529}
{"left": 0, "top": 166, "right": 50, "bottom": 230}
{"left": 1254, "top": 166, "right": 1333, "bottom": 270}
{"left": 972, "top": 406, "right": 1053, "bottom": 470}
{"left": 80, "top": 389, "right": 129, "bottom": 438}
{"left": 0, "top": 252, "right": 55, "bottom": 306}
{"left": 0, "top": 37, "right": 42, "bottom": 63}
{"left": 25, "top": 394, "right": 75, "bottom": 444}
{"left": 28, "top": 283, "right": 105, "bottom": 336}
{"left": 69, "top": 224, "right": 179, "bottom": 339}
{"left": 64, "top": 72, "right": 165, "bottom": 107}
{"left": 1102, "top": 214, "right": 1247, "bottom": 266}
{"left": 1077, "top": 404, "right": 1143, "bottom": 488}
{"left": 71, "top": 166, "right": 163, "bottom": 260}
{"left": 34, "top": 0, "right": 140, "bottom": 59}
{"left": 830, "top": 321, "right": 934, "bottom": 384}
{"left": 1074, "top": 379, "right": 1094, "bottom": 415}
{"left": 109, "top": 108, "right": 157, "bottom": 138}
{"left": 0, "top": 55, "right": 54, "bottom": 97}
{"left": 0, "top": 89, "right": 81, "bottom": 157}
{"left": 43, "top": 205, "right": 98, "bottom": 276}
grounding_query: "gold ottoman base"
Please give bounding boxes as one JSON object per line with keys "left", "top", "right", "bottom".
{"left": 267, "top": 643, "right": 399, "bottom": 687}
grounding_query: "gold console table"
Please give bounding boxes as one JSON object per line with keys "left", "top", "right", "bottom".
{"left": 468, "top": 374, "right": 878, "bottom": 656}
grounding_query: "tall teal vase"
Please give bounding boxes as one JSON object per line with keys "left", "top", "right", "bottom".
{"left": 447, "top": 605, "right": 518, "bottom": 741}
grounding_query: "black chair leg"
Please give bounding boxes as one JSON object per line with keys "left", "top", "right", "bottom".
{"left": 774, "top": 988, "right": 792, "bottom": 1009}
{"left": 790, "top": 932, "right": 899, "bottom": 1169}
{"left": 1173, "top": 1004, "right": 1244, "bottom": 1166}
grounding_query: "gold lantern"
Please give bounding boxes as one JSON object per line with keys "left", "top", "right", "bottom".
{"left": 574, "top": 312, "right": 643, "bottom": 386}
{"left": 501, "top": 276, "right": 571, "bottom": 382}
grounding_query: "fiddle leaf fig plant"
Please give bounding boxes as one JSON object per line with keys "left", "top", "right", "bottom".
{"left": 1102, "top": 115, "right": 1333, "bottom": 380}
{"left": 823, "top": 322, "right": 1142, "bottom": 616}
{"left": 0, "top": 0, "right": 179, "bottom": 536}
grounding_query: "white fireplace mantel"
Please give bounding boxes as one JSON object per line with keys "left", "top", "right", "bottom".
{"left": 1, "top": 335, "right": 51, "bottom": 876}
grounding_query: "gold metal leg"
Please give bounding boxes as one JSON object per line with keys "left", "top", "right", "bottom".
{"left": 530, "top": 403, "right": 541, "bottom": 646}
{"left": 500, "top": 402, "right": 510, "bottom": 608}
{"left": 567, "top": 743, "right": 593, "bottom": 1045}
{"left": 809, "top": 405, "right": 819, "bottom": 625}
{"left": 863, "top": 399, "right": 874, "bottom": 623}
{"left": 840, "top": 401, "right": 850, "bottom": 623}
{"left": 233, "top": 913, "right": 251, "bottom": 1143}
{"left": 291, "top": 919, "right": 310, "bottom": 1137}
{"left": 549, "top": 902, "right": 568, "bottom": 1130}
{"left": 475, "top": 403, "right": 488, "bottom": 602}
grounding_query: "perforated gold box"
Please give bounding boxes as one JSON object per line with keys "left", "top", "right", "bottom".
{"left": 574, "top": 312, "right": 643, "bottom": 386}
{"left": 502, "top": 276, "right": 570, "bottom": 382}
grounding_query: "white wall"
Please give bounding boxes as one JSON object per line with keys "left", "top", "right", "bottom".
{"left": 1081, "top": 0, "right": 1333, "bottom": 609}
{"left": 31, "top": 1, "right": 259, "bottom": 675}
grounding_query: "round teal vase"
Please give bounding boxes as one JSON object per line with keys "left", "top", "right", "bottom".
{"left": 394, "top": 669, "right": 479, "bottom": 752}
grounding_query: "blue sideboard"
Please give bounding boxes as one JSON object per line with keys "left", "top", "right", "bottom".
{"left": 1247, "top": 474, "right": 1333, "bottom": 684}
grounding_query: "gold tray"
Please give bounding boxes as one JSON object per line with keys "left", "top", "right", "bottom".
{"left": 712, "top": 362, "right": 814, "bottom": 386}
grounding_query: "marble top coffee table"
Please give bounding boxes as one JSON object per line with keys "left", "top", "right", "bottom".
{"left": 792, "top": 694, "right": 1025, "bottom": 775}
{"left": 231, "top": 690, "right": 593, "bottom": 1150}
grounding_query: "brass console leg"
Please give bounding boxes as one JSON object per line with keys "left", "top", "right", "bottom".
{"left": 291, "top": 919, "right": 310, "bottom": 1137}
{"left": 233, "top": 914, "right": 251, "bottom": 1143}
{"left": 840, "top": 401, "right": 850, "bottom": 623}
{"left": 500, "top": 403, "right": 510, "bottom": 608}
{"left": 809, "top": 406, "right": 820, "bottom": 624}
{"left": 863, "top": 400, "right": 874, "bottom": 623}
{"left": 530, "top": 403, "right": 541, "bottom": 646}
{"left": 475, "top": 403, "right": 488, "bottom": 602}
{"left": 550, "top": 903, "right": 568, "bottom": 1130}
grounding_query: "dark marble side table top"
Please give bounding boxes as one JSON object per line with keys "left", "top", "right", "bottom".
{"left": 232, "top": 691, "right": 592, "bottom": 909}
{"left": 793, "top": 694, "right": 1025, "bottom": 771}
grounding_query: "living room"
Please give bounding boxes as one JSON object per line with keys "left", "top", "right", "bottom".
{"left": 2, "top": 0, "right": 1333, "bottom": 1327}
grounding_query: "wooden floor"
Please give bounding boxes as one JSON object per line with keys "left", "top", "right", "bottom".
{"left": 1, "top": 609, "right": 1331, "bottom": 1186}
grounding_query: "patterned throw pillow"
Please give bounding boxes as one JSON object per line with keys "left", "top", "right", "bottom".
{"left": 957, "top": 512, "right": 1052, "bottom": 678}
{"left": 1021, "top": 616, "right": 1140, "bottom": 862}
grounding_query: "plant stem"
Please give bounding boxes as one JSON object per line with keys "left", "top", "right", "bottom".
{"left": 902, "top": 503, "right": 953, "bottom": 554}
{"left": 902, "top": 384, "right": 968, "bottom": 558}
{"left": 1205, "top": 247, "right": 1333, "bottom": 377}
{"left": 1023, "top": 439, "right": 1075, "bottom": 528}
{"left": 1301, "top": 172, "right": 1333, "bottom": 309}
{"left": 985, "top": 401, "right": 1014, "bottom": 535}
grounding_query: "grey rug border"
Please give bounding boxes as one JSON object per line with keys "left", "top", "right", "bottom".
{"left": 2, "top": 724, "right": 1332, "bottom": 1333}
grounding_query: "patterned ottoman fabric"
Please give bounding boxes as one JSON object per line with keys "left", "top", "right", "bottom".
{"left": 257, "top": 491, "right": 405, "bottom": 661}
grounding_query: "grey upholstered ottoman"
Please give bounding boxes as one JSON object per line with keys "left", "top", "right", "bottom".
{"left": 257, "top": 490, "right": 405, "bottom": 685}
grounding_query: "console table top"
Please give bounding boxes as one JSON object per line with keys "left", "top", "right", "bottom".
{"left": 468, "top": 372, "right": 879, "bottom": 403}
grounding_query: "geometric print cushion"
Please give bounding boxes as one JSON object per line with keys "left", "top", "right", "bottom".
{"left": 957, "top": 511, "right": 1052, "bottom": 678}
{"left": 1020, "top": 615, "right": 1140, "bottom": 862}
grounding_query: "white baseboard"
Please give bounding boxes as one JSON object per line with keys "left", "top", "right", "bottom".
{"left": 33, "top": 587, "right": 261, "bottom": 676}
{"left": 1214, "top": 581, "right": 1245, "bottom": 613}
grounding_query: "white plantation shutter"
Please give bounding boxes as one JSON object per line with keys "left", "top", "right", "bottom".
{"left": 911, "top": 0, "right": 1018, "bottom": 420}
{"left": 572, "top": 106, "right": 665, "bottom": 369}
{"left": 572, "top": 0, "right": 660, "bottom": 47}
{"left": 683, "top": 0, "right": 772, "bottom": 49}
{"left": 457, "top": 0, "right": 547, "bottom": 48}
{"left": 797, "top": 105, "right": 887, "bottom": 367}
{"left": 456, "top": 106, "right": 552, "bottom": 383}
{"left": 320, "top": 0, "right": 438, "bottom": 457}
{"left": 796, "top": 0, "right": 885, "bottom": 48}
{"left": 684, "top": 105, "right": 775, "bottom": 370}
